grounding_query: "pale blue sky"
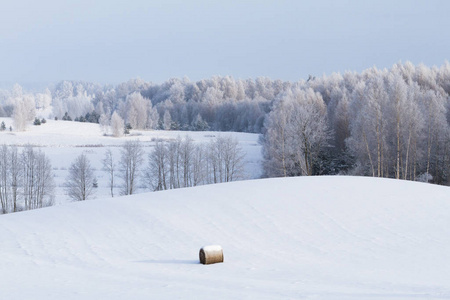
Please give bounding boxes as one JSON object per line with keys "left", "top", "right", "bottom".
{"left": 0, "top": 0, "right": 448, "bottom": 86}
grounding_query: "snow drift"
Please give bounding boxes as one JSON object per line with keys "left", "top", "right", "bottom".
{"left": 1, "top": 176, "right": 450, "bottom": 299}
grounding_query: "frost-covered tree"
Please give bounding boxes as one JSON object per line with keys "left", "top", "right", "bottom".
{"left": 347, "top": 74, "right": 389, "bottom": 177}
{"left": 1, "top": 62, "right": 449, "bottom": 185}
{"left": 13, "top": 94, "right": 36, "bottom": 131}
{"left": 262, "top": 88, "right": 329, "bottom": 177}
{"left": 399, "top": 83, "right": 425, "bottom": 181}
{"left": 418, "top": 89, "right": 448, "bottom": 183}
{"left": 146, "top": 102, "right": 159, "bottom": 130}
{"left": 111, "top": 111, "right": 124, "bottom": 137}
{"left": 163, "top": 110, "right": 172, "bottom": 130}
{"left": 387, "top": 73, "right": 409, "bottom": 179}
{"left": 126, "top": 92, "right": 148, "bottom": 130}
{"left": 99, "top": 113, "right": 110, "bottom": 134}
{"left": 326, "top": 86, "right": 350, "bottom": 152}
{"left": 35, "top": 88, "right": 52, "bottom": 118}
{"left": 261, "top": 97, "right": 290, "bottom": 177}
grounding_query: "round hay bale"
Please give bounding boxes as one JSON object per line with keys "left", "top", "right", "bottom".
{"left": 199, "top": 245, "right": 224, "bottom": 265}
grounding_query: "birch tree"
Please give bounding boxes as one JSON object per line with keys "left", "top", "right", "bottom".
{"left": 262, "top": 88, "right": 329, "bottom": 177}
{"left": 120, "top": 140, "right": 144, "bottom": 195}
{"left": 21, "top": 145, "right": 54, "bottom": 210}
{"left": 0, "top": 145, "right": 10, "bottom": 213}
{"left": 10, "top": 146, "right": 21, "bottom": 212}
{"left": 146, "top": 139, "right": 168, "bottom": 191}
{"left": 111, "top": 111, "right": 125, "bottom": 137}
{"left": 13, "top": 94, "right": 36, "bottom": 131}
{"left": 66, "top": 153, "right": 96, "bottom": 201}
{"left": 126, "top": 92, "right": 148, "bottom": 130}
{"left": 102, "top": 149, "right": 115, "bottom": 197}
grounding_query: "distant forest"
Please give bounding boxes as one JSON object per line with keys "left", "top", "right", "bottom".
{"left": 1, "top": 61, "right": 449, "bottom": 185}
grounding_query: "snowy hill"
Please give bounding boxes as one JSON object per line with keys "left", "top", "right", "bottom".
{"left": 1, "top": 176, "right": 450, "bottom": 299}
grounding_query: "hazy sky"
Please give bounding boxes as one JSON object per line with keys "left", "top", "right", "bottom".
{"left": 1, "top": 0, "right": 448, "bottom": 86}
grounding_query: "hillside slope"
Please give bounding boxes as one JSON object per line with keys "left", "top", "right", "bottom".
{"left": 1, "top": 176, "right": 450, "bottom": 299}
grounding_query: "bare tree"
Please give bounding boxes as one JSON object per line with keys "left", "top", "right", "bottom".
{"left": 220, "top": 136, "right": 246, "bottom": 182}
{"left": 146, "top": 139, "right": 168, "bottom": 191}
{"left": 21, "top": 145, "right": 38, "bottom": 210}
{"left": 180, "top": 136, "right": 195, "bottom": 187}
{"left": 21, "top": 145, "right": 54, "bottom": 210}
{"left": 192, "top": 144, "right": 206, "bottom": 186}
{"left": 207, "top": 137, "right": 222, "bottom": 183}
{"left": 145, "top": 135, "right": 224, "bottom": 191}
{"left": 102, "top": 149, "right": 115, "bottom": 197}
{"left": 0, "top": 145, "right": 10, "bottom": 213}
{"left": 10, "top": 146, "right": 21, "bottom": 212}
{"left": 34, "top": 151, "right": 55, "bottom": 208}
{"left": 207, "top": 136, "right": 245, "bottom": 183}
{"left": 167, "top": 138, "right": 181, "bottom": 189}
{"left": 120, "top": 140, "right": 144, "bottom": 195}
{"left": 66, "top": 153, "right": 96, "bottom": 201}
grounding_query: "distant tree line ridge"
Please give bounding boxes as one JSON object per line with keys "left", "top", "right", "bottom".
{"left": 0, "top": 61, "right": 449, "bottom": 184}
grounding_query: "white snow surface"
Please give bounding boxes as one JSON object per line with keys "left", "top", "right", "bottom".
{"left": 202, "top": 245, "right": 223, "bottom": 252}
{"left": 1, "top": 176, "right": 450, "bottom": 299}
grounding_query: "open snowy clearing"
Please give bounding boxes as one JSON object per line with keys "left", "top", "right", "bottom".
{"left": 0, "top": 117, "right": 262, "bottom": 203}
{"left": 1, "top": 176, "right": 449, "bottom": 299}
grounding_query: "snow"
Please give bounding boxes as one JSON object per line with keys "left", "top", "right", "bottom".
{"left": 0, "top": 118, "right": 262, "bottom": 204}
{"left": 202, "top": 245, "right": 223, "bottom": 252}
{"left": 1, "top": 176, "right": 450, "bottom": 299}
{"left": 2, "top": 118, "right": 450, "bottom": 298}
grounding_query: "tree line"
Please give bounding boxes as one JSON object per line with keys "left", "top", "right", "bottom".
{"left": 0, "top": 145, "right": 54, "bottom": 213}
{"left": 0, "top": 136, "right": 245, "bottom": 213}
{"left": 262, "top": 64, "right": 450, "bottom": 184}
{"left": 1, "top": 61, "right": 449, "bottom": 185}
{"left": 66, "top": 136, "right": 245, "bottom": 202}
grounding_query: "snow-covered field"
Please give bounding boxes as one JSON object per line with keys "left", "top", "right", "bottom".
{"left": 0, "top": 118, "right": 262, "bottom": 203}
{"left": 1, "top": 176, "right": 450, "bottom": 299}
{"left": 2, "top": 118, "right": 450, "bottom": 299}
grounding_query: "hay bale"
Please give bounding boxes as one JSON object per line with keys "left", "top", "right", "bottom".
{"left": 199, "top": 245, "right": 224, "bottom": 265}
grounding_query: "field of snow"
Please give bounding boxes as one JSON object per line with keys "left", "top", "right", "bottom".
{"left": 1, "top": 176, "right": 450, "bottom": 299}
{"left": 0, "top": 118, "right": 262, "bottom": 204}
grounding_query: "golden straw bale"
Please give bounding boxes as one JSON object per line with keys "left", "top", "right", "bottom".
{"left": 199, "top": 245, "right": 224, "bottom": 265}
